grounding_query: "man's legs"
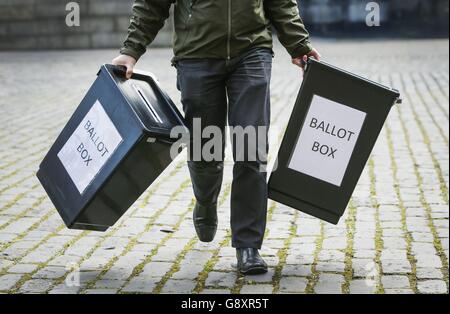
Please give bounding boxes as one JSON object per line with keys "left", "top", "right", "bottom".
{"left": 176, "top": 59, "right": 227, "bottom": 241}
{"left": 176, "top": 49, "right": 272, "bottom": 274}
{"left": 226, "top": 48, "right": 272, "bottom": 250}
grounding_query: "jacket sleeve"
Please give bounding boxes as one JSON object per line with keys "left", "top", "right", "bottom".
{"left": 120, "top": 0, "right": 174, "bottom": 60}
{"left": 264, "top": 0, "right": 312, "bottom": 58}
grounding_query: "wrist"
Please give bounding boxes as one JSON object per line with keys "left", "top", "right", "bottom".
{"left": 291, "top": 42, "right": 313, "bottom": 59}
{"left": 119, "top": 47, "right": 141, "bottom": 62}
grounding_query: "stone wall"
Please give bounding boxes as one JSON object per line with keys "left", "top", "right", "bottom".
{"left": 0, "top": 0, "right": 448, "bottom": 51}
{"left": 301, "top": 0, "right": 449, "bottom": 24}
{"left": 0, "top": 0, "right": 173, "bottom": 50}
{"left": 300, "top": 0, "right": 449, "bottom": 36}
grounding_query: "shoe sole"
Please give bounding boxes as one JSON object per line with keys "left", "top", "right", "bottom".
{"left": 239, "top": 266, "right": 268, "bottom": 275}
{"left": 194, "top": 226, "right": 217, "bottom": 243}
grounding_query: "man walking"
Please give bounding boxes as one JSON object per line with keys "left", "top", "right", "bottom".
{"left": 113, "top": 0, "right": 320, "bottom": 275}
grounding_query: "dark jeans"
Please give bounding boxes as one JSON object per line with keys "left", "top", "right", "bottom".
{"left": 176, "top": 47, "right": 272, "bottom": 249}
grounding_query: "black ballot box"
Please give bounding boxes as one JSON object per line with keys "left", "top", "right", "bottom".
{"left": 268, "top": 59, "right": 401, "bottom": 225}
{"left": 37, "top": 64, "right": 188, "bottom": 232}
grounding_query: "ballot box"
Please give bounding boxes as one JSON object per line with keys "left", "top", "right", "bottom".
{"left": 268, "top": 59, "right": 401, "bottom": 224}
{"left": 37, "top": 64, "right": 187, "bottom": 231}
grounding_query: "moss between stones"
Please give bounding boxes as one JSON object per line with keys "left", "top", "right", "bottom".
{"left": 395, "top": 73, "right": 449, "bottom": 293}
{"left": 47, "top": 159, "right": 189, "bottom": 293}
{"left": 368, "top": 157, "right": 385, "bottom": 294}
{"left": 81, "top": 178, "right": 193, "bottom": 293}
{"left": 272, "top": 210, "right": 298, "bottom": 294}
{"left": 386, "top": 123, "right": 418, "bottom": 293}
{"left": 305, "top": 221, "right": 325, "bottom": 294}
{"left": 342, "top": 200, "right": 357, "bottom": 294}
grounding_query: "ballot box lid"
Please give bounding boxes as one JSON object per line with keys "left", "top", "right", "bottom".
{"left": 100, "top": 64, "right": 187, "bottom": 142}
{"left": 269, "top": 58, "right": 400, "bottom": 224}
{"left": 304, "top": 59, "right": 401, "bottom": 100}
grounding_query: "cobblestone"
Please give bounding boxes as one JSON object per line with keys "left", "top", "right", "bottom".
{"left": 349, "top": 279, "right": 376, "bottom": 294}
{"left": 279, "top": 276, "right": 308, "bottom": 293}
{"left": 205, "top": 271, "right": 237, "bottom": 288}
{"left": 417, "top": 280, "right": 448, "bottom": 294}
{"left": 0, "top": 39, "right": 448, "bottom": 294}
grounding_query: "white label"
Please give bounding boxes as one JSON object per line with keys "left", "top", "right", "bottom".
{"left": 288, "top": 95, "right": 367, "bottom": 187}
{"left": 58, "top": 100, "right": 123, "bottom": 194}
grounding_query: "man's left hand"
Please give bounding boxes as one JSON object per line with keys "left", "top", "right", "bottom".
{"left": 292, "top": 48, "right": 321, "bottom": 71}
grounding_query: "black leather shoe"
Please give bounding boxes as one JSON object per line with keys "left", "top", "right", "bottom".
{"left": 236, "top": 248, "right": 268, "bottom": 275}
{"left": 193, "top": 202, "right": 218, "bottom": 242}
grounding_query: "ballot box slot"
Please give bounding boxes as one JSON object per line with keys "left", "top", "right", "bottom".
{"left": 132, "top": 83, "right": 163, "bottom": 124}
{"left": 113, "top": 78, "right": 185, "bottom": 137}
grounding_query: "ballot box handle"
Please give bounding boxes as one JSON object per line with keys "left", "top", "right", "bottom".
{"left": 301, "top": 57, "right": 315, "bottom": 72}
{"left": 111, "top": 65, "right": 128, "bottom": 77}
{"left": 392, "top": 89, "right": 403, "bottom": 104}
{"left": 300, "top": 58, "right": 308, "bottom": 69}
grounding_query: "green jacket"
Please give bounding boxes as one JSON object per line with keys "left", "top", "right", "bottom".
{"left": 120, "top": 0, "right": 312, "bottom": 62}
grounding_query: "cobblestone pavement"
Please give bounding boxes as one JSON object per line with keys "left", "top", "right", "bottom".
{"left": 0, "top": 39, "right": 448, "bottom": 294}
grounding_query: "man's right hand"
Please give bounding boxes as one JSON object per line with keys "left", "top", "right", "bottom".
{"left": 292, "top": 48, "right": 321, "bottom": 72}
{"left": 112, "top": 54, "right": 137, "bottom": 79}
